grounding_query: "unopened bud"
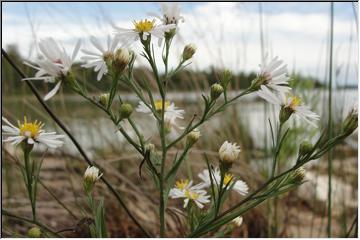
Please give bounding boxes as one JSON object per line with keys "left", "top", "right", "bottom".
{"left": 299, "top": 141, "right": 313, "bottom": 156}
{"left": 290, "top": 167, "right": 306, "bottom": 184}
{"left": 119, "top": 103, "right": 133, "bottom": 119}
{"left": 186, "top": 128, "right": 200, "bottom": 146}
{"left": 27, "top": 227, "right": 41, "bottom": 238}
{"left": 145, "top": 143, "right": 155, "bottom": 152}
{"left": 99, "top": 93, "right": 109, "bottom": 107}
{"left": 220, "top": 70, "right": 232, "bottom": 89}
{"left": 210, "top": 84, "right": 224, "bottom": 101}
{"left": 182, "top": 44, "right": 196, "bottom": 61}
{"left": 342, "top": 106, "right": 358, "bottom": 135}
{"left": 113, "top": 48, "right": 131, "bottom": 72}
{"left": 219, "top": 141, "right": 241, "bottom": 170}
{"left": 83, "top": 166, "right": 102, "bottom": 193}
{"left": 279, "top": 106, "right": 293, "bottom": 124}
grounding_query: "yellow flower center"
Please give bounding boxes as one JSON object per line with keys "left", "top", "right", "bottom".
{"left": 224, "top": 173, "right": 234, "bottom": 186}
{"left": 18, "top": 116, "right": 44, "bottom": 138}
{"left": 287, "top": 96, "right": 301, "bottom": 110}
{"left": 175, "top": 179, "right": 189, "bottom": 190}
{"left": 185, "top": 190, "right": 199, "bottom": 200}
{"left": 133, "top": 19, "right": 155, "bottom": 32}
{"left": 154, "top": 100, "right": 170, "bottom": 111}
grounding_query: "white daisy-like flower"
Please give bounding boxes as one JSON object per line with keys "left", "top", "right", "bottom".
{"left": 219, "top": 141, "right": 241, "bottom": 164}
{"left": 259, "top": 89, "right": 320, "bottom": 127}
{"left": 23, "top": 38, "right": 81, "bottom": 101}
{"left": 136, "top": 100, "right": 185, "bottom": 133}
{"left": 150, "top": 2, "right": 184, "bottom": 25}
{"left": 2, "top": 116, "right": 65, "bottom": 148}
{"left": 81, "top": 36, "right": 120, "bottom": 81}
{"left": 84, "top": 166, "right": 103, "bottom": 182}
{"left": 232, "top": 216, "right": 243, "bottom": 227}
{"left": 255, "top": 54, "right": 291, "bottom": 104}
{"left": 114, "top": 18, "right": 176, "bottom": 47}
{"left": 198, "top": 167, "right": 249, "bottom": 196}
{"left": 169, "top": 179, "right": 210, "bottom": 209}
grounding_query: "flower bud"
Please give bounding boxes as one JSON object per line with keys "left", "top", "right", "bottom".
{"left": 186, "top": 128, "right": 200, "bottom": 146}
{"left": 232, "top": 216, "right": 243, "bottom": 227}
{"left": 290, "top": 167, "right": 306, "bottom": 184}
{"left": 210, "top": 84, "right": 224, "bottom": 101}
{"left": 27, "top": 227, "right": 41, "bottom": 238}
{"left": 113, "top": 48, "right": 131, "bottom": 72}
{"left": 119, "top": 103, "right": 133, "bottom": 119}
{"left": 279, "top": 106, "right": 293, "bottom": 124}
{"left": 99, "top": 93, "right": 109, "bottom": 107}
{"left": 83, "top": 166, "right": 102, "bottom": 193}
{"left": 299, "top": 141, "right": 313, "bottom": 156}
{"left": 182, "top": 44, "right": 196, "bottom": 61}
{"left": 219, "top": 141, "right": 241, "bottom": 170}
{"left": 342, "top": 106, "right": 358, "bottom": 135}
{"left": 145, "top": 143, "right": 155, "bottom": 152}
{"left": 220, "top": 70, "right": 232, "bottom": 89}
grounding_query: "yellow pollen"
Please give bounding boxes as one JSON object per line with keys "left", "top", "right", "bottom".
{"left": 175, "top": 179, "right": 189, "bottom": 190}
{"left": 287, "top": 96, "right": 301, "bottom": 109}
{"left": 18, "top": 116, "right": 44, "bottom": 138}
{"left": 185, "top": 190, "right": 199, "bottom": 200}
{"left": 224, "top": 173, "right": 234, "bottom": 186}
{"left": 133, "top": 19, "right": 155, "bottom": 32}
{"left": 154, "top": 100, "right": 170, "bottom": 111}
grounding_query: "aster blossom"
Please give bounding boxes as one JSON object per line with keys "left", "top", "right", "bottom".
{"left": 198, "top": 167, "right": 249, "bottom": 196}
{"left": 81, "top": 35, "right": 120, "bottom": 81}
{"left": 150, "top": 2, "right": 184, "bottom": 25}
{"left": 114, "top": 18, "right": 176, "bottom": 46}
{"left": 169, "top": 179, "right": 210, "bottom": 209}
{"left": 2, "top": 116, "right": 65, "bottom": 148}
{"left": 253, "top": 54, "right": 291, "bottom": 104}
{"left": 23, "top": 38, "right": 81, "bottom": 100}
{"left": 219, "top": 141, "right": 241, "bottom": 164}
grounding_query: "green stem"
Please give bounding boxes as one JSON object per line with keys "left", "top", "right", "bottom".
{"left": 23, "top": 147, "right": 36, "bottom": 221}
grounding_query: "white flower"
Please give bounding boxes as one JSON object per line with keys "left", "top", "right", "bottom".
{"left": 114, "top": 19, "right": 176, "bottom": 47}
{"left": 23, "top": 38, "right": 81, "bottom": 101}
{"left": 198, "top": 168, "right": 249, "bottom": 196}
{"left": 81, "top": 36, "right": 120, "bottom": 81}
{"left": 2, "top": 116, "right": 65, "bottom": 148}
{"left": 219, "top": 141, "right": 241, "bottom": 164}
{"left": 232, "top": 216, "right": 243, "bottom": 227}
{"left": 84, "top": 166, "right": 103, "bottom": 182}
{"left": 260, "top": 89, "right": 320, "bottom": 127}
{"left": 169, "top": 179, "right": 210, "bottom": 209}
{"left": 150, "top": 2, "right": 184, "bottom": 25}
{"left": 255, "top": 54, "right": 291, "bottom": 104}
{"left": 136, "top": 100, "right": 185, "bottom": 132}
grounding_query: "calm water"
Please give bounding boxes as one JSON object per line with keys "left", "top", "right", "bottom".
{"left": 3, "top": 89, "right": 358, "bottom": 156}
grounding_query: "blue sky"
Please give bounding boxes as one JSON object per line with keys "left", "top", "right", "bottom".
{"left": 2, "top": 2, "right": 359, "bottom": 85}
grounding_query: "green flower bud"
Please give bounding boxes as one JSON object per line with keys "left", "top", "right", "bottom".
{"left": 113, "top": 48, "right": 131, "bottom": 73}
{"left": 290, "top": 167, "right": 306, "bottom": 184}
{"left": 119, "top": 103, "right": 133, "bottom": 119}
{"left": 186, "top": 128, "right": 201, "bottom": 146}
{"left": 210, "top": 84, "right": 224, "bottom": 101}
{"left": 299, "top": 141, "right": 313, "bottom": 156}
{"left": 342, "top": 106, "right": 358, "bottom": 136}
{"left": 182, "top": 44, "right": 196, "bottom": 61}
{"left": 99, "top": 93, "right": 109, "bottom": 107}
{"left": 220, "top": 70, "right": 232, "bottom": 89}
{"left": 27, "top": 227, "right": 41, "bottom": 238}
{"left": 279, "top": 106, "right": 293, "bottom": 124}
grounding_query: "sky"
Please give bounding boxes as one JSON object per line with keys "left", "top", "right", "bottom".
{"left": 2, "top": 2, "right": 359, "bottom": 85}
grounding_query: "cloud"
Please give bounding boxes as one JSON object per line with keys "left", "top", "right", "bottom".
{"left": 2, "top": 2, "right": 358, "bottom": 84}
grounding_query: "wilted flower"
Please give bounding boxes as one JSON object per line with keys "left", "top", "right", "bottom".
{"left": 186, "top": 128, "right": 200, "bottom": 146}
{"left": 113, "top": 48, "right": 132, "bottom": 73}
{"left": 83, "top": 166, "right": 102, "bottom": 193}
{"left": 219, "top": 141, "right": 241, "bottom": 167}
{"left": 251, "top": 54, "right": 290, "bottom": 103}
{"left": 169, "top": 179, "right": 210, "bottom": 209}
{"left": 2, "top": 116, "right": 64, "bottom": 148}
{"left": 23, "top": 38, "right": 81, "bottom": 100}
{"left": 210, "top": 83, "right": 224, "bottom": 101}
{"left": 119, "top": 103, "right": 133, "bottom": 119}
{"left": 81, "top": 36, "right": 120, "bottom": 81}
{"left": 198, "top": 168, "right": 249, "bottom": 196}
{"left": 232, "top": 216, "right": 243, "bottom": 227}
{"left": 342, "top": 105, "right": 358, "bottom": 135}
{"left": 114, "top": 19, "right": 176, "bottom": 47}
{"left": 182, "top": 44, "right": 196, "bottom": 61}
